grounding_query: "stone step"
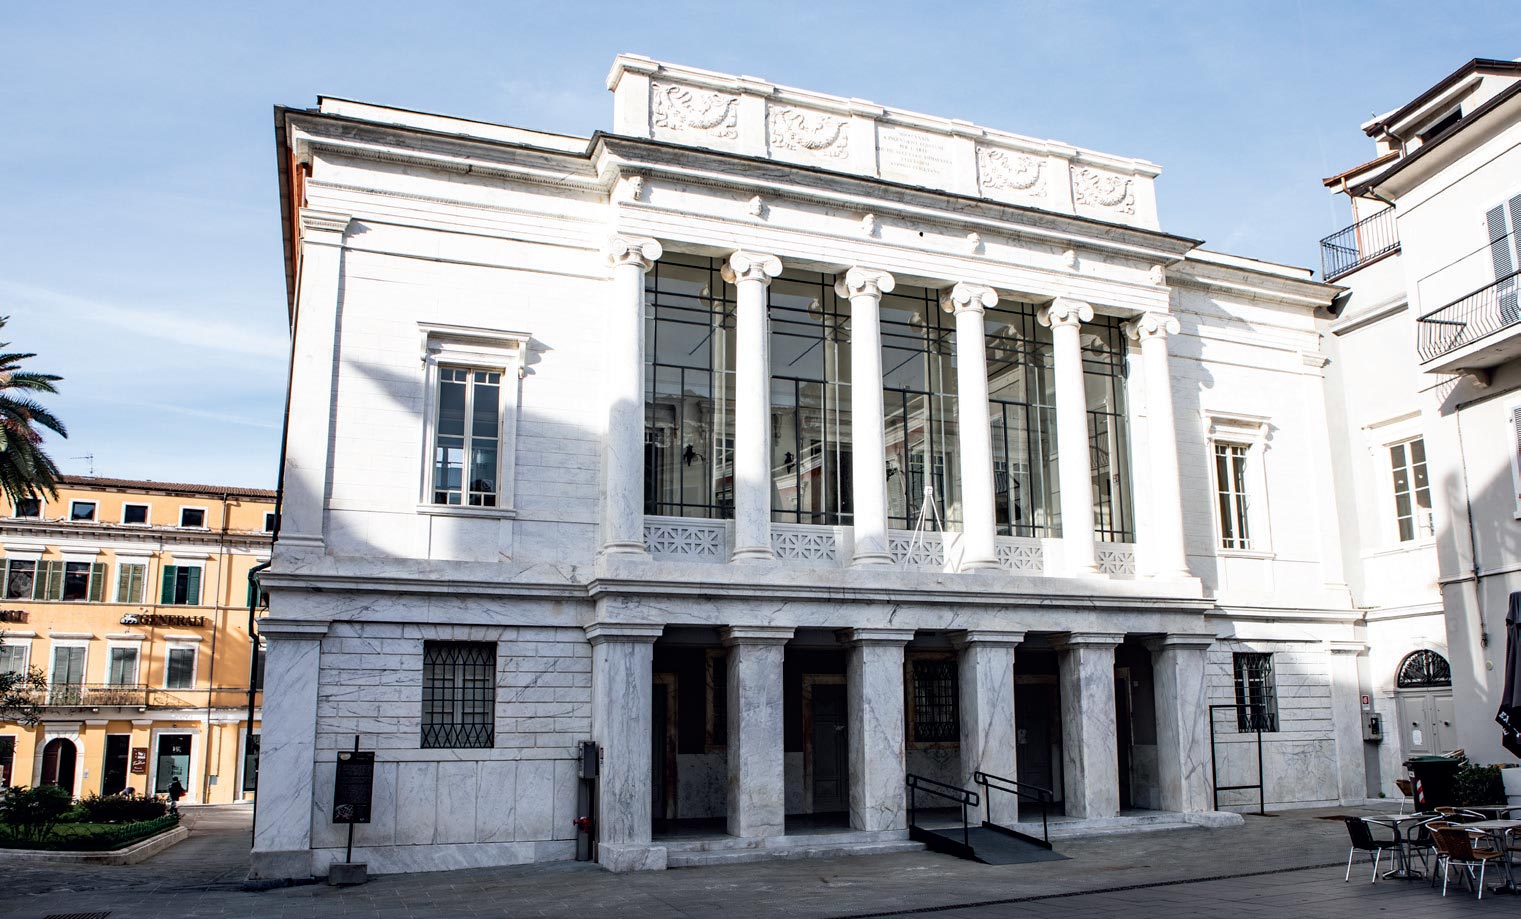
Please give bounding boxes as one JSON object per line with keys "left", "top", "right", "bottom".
{"left": 661, "top": 829, "right": 909, "bottom": 853}
{"left": 667, "top": 840, "right": 925, "bottom": 868}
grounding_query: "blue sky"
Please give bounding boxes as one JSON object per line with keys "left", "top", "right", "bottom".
{"left": 1, "top": 2, "right": 1515, "bottom": 488}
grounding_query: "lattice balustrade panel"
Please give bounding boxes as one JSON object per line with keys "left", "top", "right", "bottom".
{"left": 889, "top": 531, "right": 945, "bottom": 569}
{"left": 644, "top": 517, "right": 727, "bottom": 561}
{"left": 771, "top": 524, "right": 841, "bottom": 565}
{"left": 995, "top": 538, "right": 1044, "bottom": 575}
{"left": 1096, "top": 543, "right": 1137, "bottom": 577}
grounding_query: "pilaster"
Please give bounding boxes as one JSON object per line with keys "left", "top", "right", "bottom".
{"left": 840, "top": 628, "right": 913, "bottom": 832}
{"left": 586, "top": 623, "right": 665, "bottom": 871}
{"left": 249, "top": 618, "right": 329, "bottom": 879}
{"left": 1053, "top": 631, "right": 1122, "bottom": 819}
{"left": 721, "top": 626, "right": 793, "bottom": 837}
{"left": 1144, "top": 633, "right": 1215, "bottom": 814}
{"left": 952, "top": 630, "right": 1023, "bottom": 824}
{"left": 601, "top": 235, "right": 663, "bottom": 559}
{"left": 1124, "top": 312, "right": 1190, "bottom": 580}
{"left": 1328, "top": 641, "right": 1370, "bottom": 804}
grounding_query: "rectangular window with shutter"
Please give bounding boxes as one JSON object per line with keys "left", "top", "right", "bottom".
{"left": 2, "top": 559, "right": 35, "bottom": 600}
{"left": 160, "top": 565, "right": 202, "bottom": 605}
{"left": 165, "top": 646, "right": 196, "bottom": 689}
{"left": 116, "top": 563, "right": 147, "bottom": 604}
{"left": 1489, "top": 194, "right": 1521, "bottom": 323}
{"left": 1510, "top": 404, "right": 1521, "bottom": 519}
{"left": 108, "top": 646, "right": 139, "bottom": 686}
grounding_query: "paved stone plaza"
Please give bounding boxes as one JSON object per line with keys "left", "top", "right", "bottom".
{"left": 8, "top": 804, "right": 1519, "bottom": 917}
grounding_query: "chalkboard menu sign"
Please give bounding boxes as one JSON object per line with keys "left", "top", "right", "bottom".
{"left": 333, "top": 751, "right": 374, "bottom": 824}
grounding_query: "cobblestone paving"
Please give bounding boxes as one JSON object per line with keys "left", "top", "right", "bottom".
{"left": 9, "top": 805, "right": 1519, "bottom": 917}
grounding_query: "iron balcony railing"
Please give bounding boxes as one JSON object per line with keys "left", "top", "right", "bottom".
{"left": 1416, "top": 270, "right": 1521, "bottom": 362}
{"left": 1320, "top": 208, "right": 1400, "bottom": 280}
{"left": 32, "top": 683, "right": 256, "bottom": 709}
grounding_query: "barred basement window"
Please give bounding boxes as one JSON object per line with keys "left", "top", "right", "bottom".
{"left": 1232, "top": 652, "right": 1279, "bottom": 732}
{"left": 1396, "top": 649, "right": 1451, "bottom": 688}
{"left": 911, "top": 659, "right": 959, "bottom": 743}
{"left": 421, "top": 641, "right": 496, "bottom": 749}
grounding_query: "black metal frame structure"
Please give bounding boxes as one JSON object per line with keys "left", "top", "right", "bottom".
{"left": 1209, "top": 702, "right": 1267, "bottom": 815}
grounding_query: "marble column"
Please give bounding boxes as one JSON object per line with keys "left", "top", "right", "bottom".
{"left": 1301, "top": 353, "right": 1351, "bottom": 597}
{"left": 602, "top": 235, "right": 663, "bottom": 558}
{"left": 944, "top": 283, "right": 1001, "bottom": 572}
{"left": 1054, "top": 632, "right": 1123, "bottom": 819}
{"left": 1146, "top": 634, "right": 1215, "bottom": 814}
{"left": 841, "top": 628, "right": 913, "bottom": 832}
{"left": 586, "top": 623, "right": 665, "bottom": 872}
{"left": 722, "top": 252, "right": 783, "bottom": 562}
{"left": 249, "top": 619, "right": 328, "bottom": 879}
{"left": 1038, "top": 298, "right": 1100, "bottom": 576}
{"left": 278, "top": 210, "right": 351, "bottom": 553}
{"left": 836, "top": 268, "right": 895, "bottom": 567}
{"left": 1123, "top": 313, "right": 1190, "bottom": 580}
{"left": 1328, "top": 642, "right": 1370, "bottom": 804}
{"left": 954, "top": 630, "right": 1023, "bottom": 825}
{"left": 722, "top": 626, "right": 793, "bottom": 837}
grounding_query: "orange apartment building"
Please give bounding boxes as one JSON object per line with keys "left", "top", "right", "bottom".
{"left": 0, "top": 476, "right": 273, "bottom": 805}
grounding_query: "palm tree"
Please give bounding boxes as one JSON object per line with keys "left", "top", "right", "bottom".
{"left": 0, "top": 316, "right": 66, "bottom": 503}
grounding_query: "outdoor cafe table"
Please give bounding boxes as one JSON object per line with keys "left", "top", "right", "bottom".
{"left": 1466, "top": 805, "right": 1521, "bottom": 819}
{"left": 1364, "top": 813, "right": 1432, "bottom": 879}
{"left": 1462, "top": 819, "right": 1521, "bottom": 894}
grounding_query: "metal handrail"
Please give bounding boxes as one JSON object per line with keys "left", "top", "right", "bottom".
{"left": 974, "top": 771, "right": 1053, "bottom": 848}
{"left": 1320, "top": 208, "right": 1400, "bottom": 280}
{"left": 906, "top": 773, "right": 979, "bottom": 849}
{"left": 1416, "top": 269, "right": 1521, "bottom": 362}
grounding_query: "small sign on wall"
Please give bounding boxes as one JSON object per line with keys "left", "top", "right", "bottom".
{"left": 130, "top": 748, "right": 148, "bottom": 775}
{"left": 333, "top": 751, "right": 374, "bottom": 824}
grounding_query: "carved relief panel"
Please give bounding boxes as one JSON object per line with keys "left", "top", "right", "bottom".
{"left": 767, "top": 106, "right": 850, "bottom": 164}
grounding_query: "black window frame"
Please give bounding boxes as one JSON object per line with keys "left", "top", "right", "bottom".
{"left": 909, "top": 658, "right": 960, "bottom": 744}
{"left": 1396, "top": 649, "right": 1452, "bottom": 689}
{"left": 1232, "top": 652, "right": 1279, "bottom": 732}
{"left": 421, "top": 640, "right": 497, "bottom": 749}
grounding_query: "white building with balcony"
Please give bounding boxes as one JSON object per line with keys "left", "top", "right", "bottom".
{"left": 1321, "top": 57, "right": 1521, "bottom": 777}
{"left": 252, "top": 56, "right": 1366, "bottom": 879}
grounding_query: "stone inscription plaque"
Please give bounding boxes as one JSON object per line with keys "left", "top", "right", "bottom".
{"left": 333, "top": 750, "right": 374, "bottom": 824}
{"left": 878, "top": 126, "right": 955, "bottom": 188}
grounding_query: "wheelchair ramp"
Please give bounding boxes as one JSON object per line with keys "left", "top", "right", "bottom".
{"left": 911, "top": 823, "right": 1069, "bottom": 866}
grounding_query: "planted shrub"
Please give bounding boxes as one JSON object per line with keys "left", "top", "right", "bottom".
{"left": 78, "top": 792, "right": 168, "bottom": 823}
{"left": 1454, "top": 761, "right": 1506, "bottom": 806}
{"left": 0, "top": 785, "right": 73, "bottom": 842}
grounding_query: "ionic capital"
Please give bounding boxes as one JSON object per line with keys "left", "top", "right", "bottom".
{"left": 834, "top": 267, "right": 896, "bottom": 301}
{"left": 940, "top": 282, "right": 998, "bottom": 316}
{"left": 721, "top": 251, "right": 783, "bottom": 286}
{"left": 1123, "top": 311, "right": 1181, "bottom": 343}
{"left": 606, "top": 235, "right": 663, "bottom": 271}
{"left": 1037, "top": 297, "right": 1094, "bottom": 330}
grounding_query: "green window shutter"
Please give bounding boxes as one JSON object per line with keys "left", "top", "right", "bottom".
{"left": 161, "top": 566, "right": 177, "bottom": 604}
{"left": 185, "top": 567, "right": 201, "bottom": 606}
{"left": 88, "top": 563, "right": 106, "bottom": 602}
{"left": 38, "top": 561, "right": 64, "bottom": 601}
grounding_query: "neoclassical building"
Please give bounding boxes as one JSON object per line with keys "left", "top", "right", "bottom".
{"left": 253, "top": 56, "right": 1366, "bottom": 878}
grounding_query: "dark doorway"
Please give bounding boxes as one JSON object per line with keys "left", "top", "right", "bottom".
{"left": 41, "top": 738, "right": 77, "bottom": 795}
{"left": 1115, "top": 670, "right": 1133, "bottom": 810}
{"left": 651, "top": 674, "right": 678, "bottom": 829}
{"left": 103, "top": 735, "right": 130, "bottom": 796}
{"left": 1016, "top": 682, "right": 1058, "bottom": 800}
{"left": 809, "top": 681, "right": 849, "bottom": 812}
{"left": 154, "top": 734, "right": 192, "bottom": 795}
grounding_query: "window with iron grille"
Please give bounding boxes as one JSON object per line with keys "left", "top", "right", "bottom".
{"left": 421, "top": 641, "right": 496, "bottom": 749}
{"left": 1232, "top": 652, "right": 1278, "bottom": 732}
{"left": 1396, "top": 649, "right": 1451, "bottom": 688}
{"left": 911, "top": 659, "right": 959, "bottom": 743}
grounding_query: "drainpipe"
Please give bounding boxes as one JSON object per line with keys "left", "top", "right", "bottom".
{"left": 245, "top": 560, "right": 269, "bottom": 835}
{"left": 1454, "top": 412, "right": 1488, "bottom": 649}
{"left": 202, "top": 492, "right": 231, "bottom": 803}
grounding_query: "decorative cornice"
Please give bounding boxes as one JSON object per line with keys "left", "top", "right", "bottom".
{"left": 298, "top": 208, "right": 352, "bottom": 238}
{"left": 721, "top": 251, "right": 782, "bottom": 286}
{"left": 256, "top": 618, "right": 330, "bottom": 640}
{"left": 606, "top": 234, "right": 663, "bottom": 271}
{"left": 941, "top": 282, "right": 998, "bottom": 316}
{"left": 1123, "top": 312, "right": 1181, "bottom": 342}
{"left": 951, "top": 629, "right": 1026, "bottom": 648}
{"left": 834, "top": 267, "right": 896, "bottom": 300}
{"left": 1051, "top": 631, "right": 1124, "bottom": 650}
{"left": 838, "top": 627, "right": 916, "bottom": 647}
{"left": 1038, "top": 297, "right": 1094, "bottom": 329}
{"left": 0, "top": 519, "right": 271, "bottom": 554}
{"left": 1143, "top": 633, "right": 1217, "bottom": 651}
{"left": 585, "top": 622, "right": 664, "bottom": 645}
{"left": 720, "top": 625, "right": 796, "bottom": 646}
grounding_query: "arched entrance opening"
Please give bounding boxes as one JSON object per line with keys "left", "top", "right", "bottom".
{"left": 1395, "top": 650, "right": 1455, "bottom": 755}
{"left": 40, "top": 738, "right": 77, "bottom": 796}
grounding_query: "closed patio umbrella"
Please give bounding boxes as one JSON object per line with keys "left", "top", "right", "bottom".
{"left": 1497, "top": 591, "right": 1521, "bottom": 760}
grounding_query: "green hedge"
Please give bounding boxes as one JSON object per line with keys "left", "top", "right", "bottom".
{"left": 0, "top": 813, "right": 180, "bottom": 851}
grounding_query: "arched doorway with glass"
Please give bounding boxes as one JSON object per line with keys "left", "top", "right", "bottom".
{"left": 1394, "top": 649, "right": 1455, "bottom": 756}
{"left": 40, "top": 737, "right": 77, "bottom": 796}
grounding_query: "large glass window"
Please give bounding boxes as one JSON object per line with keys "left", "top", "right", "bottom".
{"left": 770, "top": 271, "right": 853, "bottom": 525}
{"left": 1083, "top": 317, "right": 1134, "bottom": 543}
{"left": 432, "top": 367, "right": 502, "bottom": 507}
{"left": 1215, "top": 443, "right": 1251, "bottom": 550}
{"left": 986, "top": 301, "right": 1059, "bottom": 538}
{"left": 1390, "top": 438, "right": 1433, "bottom": 542}
{"left": 882, "top": 285, "right": 959, "bottom": 530}
{"left": 644, "top": 255, "right": 736, "bottom": 519}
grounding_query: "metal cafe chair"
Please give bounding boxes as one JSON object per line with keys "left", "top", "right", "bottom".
{"left": 1344, "top": 817, "right": 1397, "bottom": 883}
{"left": 1394, "top": 778, "right": 1415, "bottom": 815}
{"left": 1434, "top": 826, "right": 1504, "bottom": 899}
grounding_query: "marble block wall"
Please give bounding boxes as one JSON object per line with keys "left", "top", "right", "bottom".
{"left": 308, "top": 621, "right": 591, "bottom": 874}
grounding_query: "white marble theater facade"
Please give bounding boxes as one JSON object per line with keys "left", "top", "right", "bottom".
{"left": 252, "top": 56, "right": 1367, "bottom": 878}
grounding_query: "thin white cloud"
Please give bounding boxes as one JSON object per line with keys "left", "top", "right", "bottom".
{"left": 77, "top": 393, "right": 281, "bottom": 430}
{"left": 0, "top": 279, "right": 287, "bottom": 361}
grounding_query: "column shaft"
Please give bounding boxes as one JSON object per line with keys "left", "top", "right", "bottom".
{"left": 1041, "top": 299, "right": 1099, "bottom": 575}
{"left": 724, "top": 252, "right": 782, "bottom": 562}
{"left": 1130, "top": 316, "right": 1189, "bottom": 578}
{"left": 588, "top": 624, "right": 664, "bottom": 872}
{"left": 1148, "top": 636, "right": 1214, "bottom": 813}
{"left": 1056, "top": 633, "right": 1121, "bottom": 819}
{"left": 1328, "top": 644, "right": 1369, "bottom": 804}
{"left": 723, "top": 627, "right": 792, "bottom": 837}
{"left": 250, "top": 623, "right": 326, "bottom": 879}
{"left": 843, "top": 629, "right": 912, "bottom": 832}
{"left": 947, "top": 283, "right": 1000, "bottom": 571}
{"left": 602, "top": 236, "right": 662, "bottom": 557}
{"left": 838, "top": 269, "right": 895, "bottom": 566}
{"left": 955, "top": 632, "right": 1022, "bottom": 825}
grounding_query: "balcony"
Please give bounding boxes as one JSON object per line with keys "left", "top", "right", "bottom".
{"left": 1416, "top": 270, "right": 1521, "bottom": 372}
{"left": 31, "top": 683, "right": 252, "bottom": 709}
{"left": 1320, "top": 208, "right": 1400, "bottom": 281}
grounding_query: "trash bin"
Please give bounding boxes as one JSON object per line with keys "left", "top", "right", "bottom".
{"left": 1405, "top": 755, "right": 1463, "bottom": 811}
